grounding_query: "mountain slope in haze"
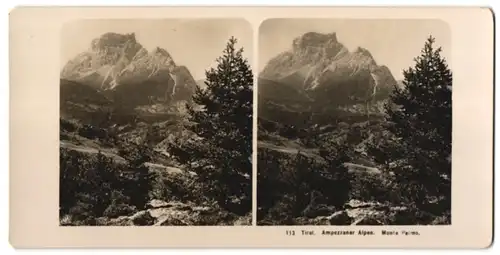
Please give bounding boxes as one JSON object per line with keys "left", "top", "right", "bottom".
{"left": 61, "top": 32, "right": 197, "bottom": 107}
{"left": 260, "top": 32, "right": 398, "bottom": 108}
{"left": 195, "top": 79, "right": 207, "bottom": 90}
{"left": 60, "top": 79, "right": 114, "bottom": 126}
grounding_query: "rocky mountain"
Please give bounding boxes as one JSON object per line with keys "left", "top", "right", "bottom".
{"left": 260, "top": 32, "right": 398, "bottom": 110}
{"left": 61, "top": 32, "right": 197, "bottom": 109}
{"left": 258, "top": 32, "right": 399, "bottom": 129}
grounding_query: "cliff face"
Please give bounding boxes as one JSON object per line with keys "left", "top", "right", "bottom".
{"left": 260, "top": 32, "right": 397, "bottom": 103}
{"left": 61, "top": 32, "right": 196, "bottom": 104}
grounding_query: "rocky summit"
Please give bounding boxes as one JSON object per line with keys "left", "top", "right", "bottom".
{"left": 260, "top": 32, "right": 397, "bottom": 103}
{"left": 61, "top": 32, "right": 197, "bottom": 105}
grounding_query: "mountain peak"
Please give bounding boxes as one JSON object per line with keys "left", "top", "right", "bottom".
{"left": 355, "top": 47, "right": 373, "bottom": 58}
{"left": 90, "top": 32, "right": 137, "bottom": 52}
{"left": 152, "top": 46, "right": 170, "bottom": 56}
{"left": 61, "top": 31, "right": 197, "bottom": 104}
{"left": 261, "top": 31, "right": 397, "bottom": 95}
{"left": 292, "top": 32, "right": 338, "bottom": 50}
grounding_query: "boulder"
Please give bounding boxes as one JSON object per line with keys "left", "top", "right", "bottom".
{"left": 101, "top": 199, "right": 243, "bottom": 226}
{"left": 157, "top": 217, "right": 189, "bottom": 226}
{"left": 130, "top": 210, "right": 155, "bottom": 226}
{"left": 328, "top": 211, "right": 352, "bottom": 225}
{"left": 233, "top": 214, "right": 252, "bottom": 226}
{"left": 104, "top": 216, "right": 134, "bottom": 226}
{"left": 146, "top": 199, "right": 171, "bottom": 209}
{"left": 303, "top": 204, "right": 336, "bottom": 218}
{"left": 351, "top": 216, "right": 383, "bottom": 225}
{"left": 192, "top": 206, "right": 212, "bottom": 213}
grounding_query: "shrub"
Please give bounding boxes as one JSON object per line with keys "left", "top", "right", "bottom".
{"left": 60, "top": 118, "right": 77, "bottom": 132}
{"left": 103, "top": 203, "right": 137, "bottom": 218}
{"left": 148, "top": 167, "right": 205, "bottom": 205}
{"left": 103, "top": 190, "right": 137, "bottom": 218}
{"left": 60, "top": 143, "right": 154, "bottom": 224}
{"left": 257, "top": 143, "right": 352, "bottom": 224}
{"left": 78, "top": 124, "right": 108, "bottom": 140}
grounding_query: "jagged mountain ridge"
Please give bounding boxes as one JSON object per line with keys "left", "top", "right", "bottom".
{"left": 61, "top": 32, "right": 197, "bottom": 106}
{"left": 260, "top": 32, "right": 398, "bottom": 105}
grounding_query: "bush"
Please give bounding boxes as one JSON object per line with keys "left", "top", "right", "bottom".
{"left": 68, "top": 200, "right": 96, "bottom": 222}
{"left": 103, "top": 190, "right": 137, "bottom": 218}
{"left": 257, "top": 145, "right": 352, "bottom": 224}
{"left": 103, "top": 203, "right": 137, "bottom": 218}
{"left": 60, "top": 143, "right": 154, "bottom": 224}
{"left": 78, "top": 124, "right": 108, "bottom": 140}
{"left": 150, "top": 171, "right": 204, "bottom": 205}
{"left": 264, "top": 195, "right": 297, "bottom": 225}
{"left": 60, "top": 118, "right": 77, "bottom": 132}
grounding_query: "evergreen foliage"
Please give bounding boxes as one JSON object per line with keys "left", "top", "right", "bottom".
{"left": 368, "top": 36, "right": 452, "bottom": 219}
{"left": 169, "top": 37, "right": 253, "bottom": 215}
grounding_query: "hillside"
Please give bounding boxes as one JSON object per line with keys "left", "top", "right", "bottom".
{"left": 59, "top": 32, "right": 251, "bottom": 226}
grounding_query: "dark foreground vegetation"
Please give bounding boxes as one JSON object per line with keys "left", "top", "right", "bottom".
{"left": 257, "top": 36, "right": 452, "bottom": 226}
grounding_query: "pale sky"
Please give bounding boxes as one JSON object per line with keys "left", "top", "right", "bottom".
{"left": 259, "top": 19, "right": 451, "bottom": 81}
{"left": 61, "top": 19, "right": 254, "bottom": 80}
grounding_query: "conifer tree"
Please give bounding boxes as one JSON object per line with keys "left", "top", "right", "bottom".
{"left": 368, "top": 36, "right": 452, "bottom": 217}
{"left": 123, "top": 144, "right": 154, "bottom": 210}
{"left": 318, "top": 141, "right": 352, "bottom": 209}
{"left": 169, "top": 37, "right": 253, "bottom": 215}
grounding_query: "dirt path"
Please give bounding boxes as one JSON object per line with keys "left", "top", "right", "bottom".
{"left": 60, "top": 141, "right": 195, "bottom": 176}
{"left": 60, "top": 141, "right": 127, "bottom": 163}
{"left": 258, "top": 141, "right": 318, "bottom": 157}
{"left": 258, "top": 140, "right": 381, "bottom": 174}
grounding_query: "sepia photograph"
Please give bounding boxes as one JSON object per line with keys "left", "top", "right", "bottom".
{"left": 257, "top": 19, "right": 452, "bottom": 226}
{"left": 59, "top": 19, "right": 254, "bottom": 226}
{"left": 9, "top": 6, "right": 492, "bottom": 248}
